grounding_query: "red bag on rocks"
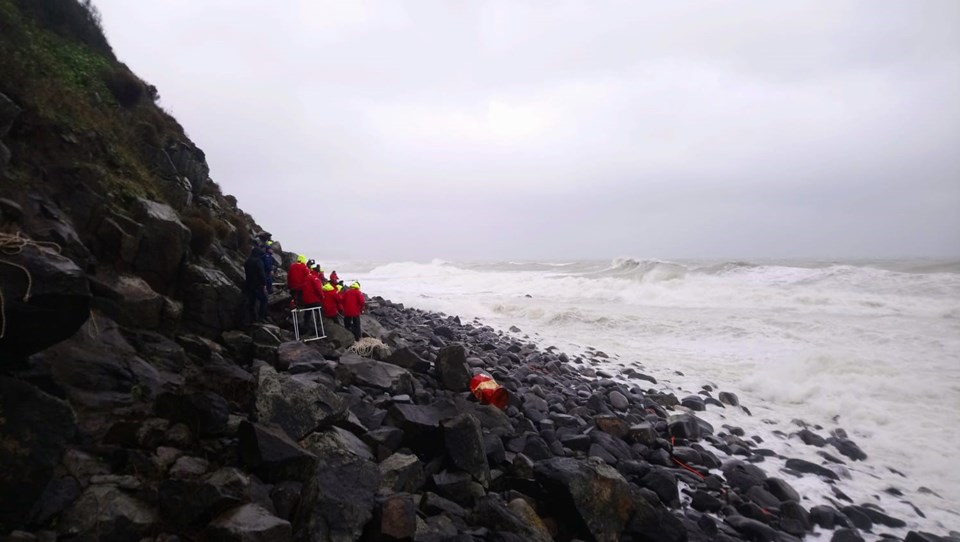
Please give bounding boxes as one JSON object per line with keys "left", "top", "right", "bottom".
{"left": 470, "top": 374, "right": 508, "bottom": 409}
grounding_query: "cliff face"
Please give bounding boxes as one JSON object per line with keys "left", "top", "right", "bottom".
{"left": 0, "top": 0, "right": 263, "bottom": 358}
{"left": 0, "top": 1, "right": 269, "bottom": 528}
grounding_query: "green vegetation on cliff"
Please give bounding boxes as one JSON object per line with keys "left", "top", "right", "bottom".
{"left": 0, "top": 0, "right": 187, "bottom": 200}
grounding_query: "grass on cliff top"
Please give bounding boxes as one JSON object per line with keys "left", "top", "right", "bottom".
{"left": 0, "top": 0, "right": 186, "bottom": 203}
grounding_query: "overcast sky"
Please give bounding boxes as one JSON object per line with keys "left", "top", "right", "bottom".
{"left": 94, "top": 0, "right": 960, "bottom": 261}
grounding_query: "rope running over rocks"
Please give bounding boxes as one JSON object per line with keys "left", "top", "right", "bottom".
{"left": 0, "top": 231, "right": 62, "bottom": 338}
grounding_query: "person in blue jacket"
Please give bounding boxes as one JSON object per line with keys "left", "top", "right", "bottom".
{"left": 261, "top": 242, "right": 276, "bottom": 293}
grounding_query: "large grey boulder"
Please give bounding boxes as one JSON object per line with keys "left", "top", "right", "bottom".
{"left": 131, "top": 198, "right": 190, "bottom": 293}
{"left": 89, "top": 270, "right": 164, "bottom": 330}
{"left": 158, "top": 467, "right": 249, "bottom": 527}
{"left": 0, "top": 378, "right": 77, "bottom": 529}
{"left": 180, "top": 263, "right": 244, "bottom": 337}
{"left": 335, "top": 353, "right": 415, "bottom": 396}
{"left": 471, "top": 494, "right": 553, "bottom": 542}
{"left": 534, "top": 457, "right": 650, "bottom": 542}
{"left": 59, "top": 485, "right": 159, "bottom": 542}
{"left": 255, "top": 365, "right": 345, "bottom": 440}
{"left": 0, "top": 245, "right": 90, "bottom": 361}
{"left": 443, "top": 413, "right": 490, "bottom": 487}
{"left": 435, "top": 344, "right": 471, "bottom": 391}
{"left": 295, "top": 428, "right": 381, "bottom": 542}
{"left": 238, "top": 421, "right": 317, "bottom": 484}
{"left": 207, "top": 503, "right": 291, "bottom": 542}
{"left": 165, "top": 139, "right": 210, "bottom": 196}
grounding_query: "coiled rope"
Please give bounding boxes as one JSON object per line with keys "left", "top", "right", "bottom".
{"left": 347, "top": 337, "right": 390, "bottom": 358}
{"left": 0, "top": 231, "right": 62, "bottom": 338}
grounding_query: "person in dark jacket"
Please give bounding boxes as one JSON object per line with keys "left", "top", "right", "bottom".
{"left": 244, "top": 246, "right": 268, "bottom": 323}
{"left": 341, "top": 281, "right": 365, "bottom": 340}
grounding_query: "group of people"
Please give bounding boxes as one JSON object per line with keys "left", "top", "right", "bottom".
{"left": 286, "top": 254, "right": 365, "bottom": 340}
{"left": 242, "top": 240, "right": 365, "bottom": 341}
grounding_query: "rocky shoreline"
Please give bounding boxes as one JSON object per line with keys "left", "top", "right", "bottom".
{"left": 2, "top": 271, "right": 953, "bottom": 541}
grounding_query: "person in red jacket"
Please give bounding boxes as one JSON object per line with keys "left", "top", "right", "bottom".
{"left": 286, "top": 255, "right": 309, "bottom": 307}
{"left": 301, "top": 271, "right": 323, "bottom": 308}
{"left": 329, "top": 270, "right": 338, "bottom": 285}
{"left": 341, "top": 281, "right": 365, "bottom": 340}
{"left": 299, "top": 270, "right": 324, "bottom": 334}
{"left": 320, "top": 282, "right": 342, "bottom": 325}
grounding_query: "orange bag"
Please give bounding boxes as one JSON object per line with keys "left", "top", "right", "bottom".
{"left": 470, "top": 374, "right": 509, "bottom": 409}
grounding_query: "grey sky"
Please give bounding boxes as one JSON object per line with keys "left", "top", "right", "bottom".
{"left": 94, "top": 0, "right": 960, "bottom": 261}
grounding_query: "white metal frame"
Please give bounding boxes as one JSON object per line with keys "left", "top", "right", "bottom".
{"left": 292, "top": 306, "right": 326, "bottom": 342}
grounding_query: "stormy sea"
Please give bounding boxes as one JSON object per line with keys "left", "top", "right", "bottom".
{"left": 330, "top": 257, "right": 960, "bottom": 536}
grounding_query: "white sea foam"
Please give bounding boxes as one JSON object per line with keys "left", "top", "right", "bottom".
{"left": 347, "top": 258, "right": 960, "bottom": 536}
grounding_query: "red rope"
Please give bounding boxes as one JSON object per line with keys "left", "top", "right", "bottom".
{"left": 672, "top": 456, "right": 706, "bottom": 479}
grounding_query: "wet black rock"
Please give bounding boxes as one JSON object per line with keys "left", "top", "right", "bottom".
{"left": 725, "top": 514, "right": 779, "bottom": 542}
{"left": 784, "top": 458, "right": 839, "bottom": 480}
{"left": 829, "top": 436, "right": 868, "bottom": 461}
{"left": 832, "top": 528, "right": 866, "bottom": 542}
{"left": 0, "top": 246, "right": 91, "bottom": 361}
{"left": 0, "top": 378, "right": 78, "bottom": 529}
{"left": 435, "top": 343, "right": 472, "bottom": 391}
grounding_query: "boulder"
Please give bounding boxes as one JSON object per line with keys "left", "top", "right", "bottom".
{"left": 722, "top": 460, "right": 767, "bottom": 491}
{"left": 179, "top": 264, "right": 244, "bottom": 337}
{"left": 784, "top": 458, "right": 839, "bottom": 480}
{"left": 359, "top": 313, "right": 388, "bottom": 340}
{"left": 0, "top": 378, "right": 77, "bottom": 529}
{"left": 0, "top": 91, "right": 21, "bottom": 136}
{"left": 207, "top": 503, "right": 291, "bottom": 542}
{"left": 158, "top": 468, "right": 248, "bottom": 527}
{"left": 442, "top": 413, "right": 490, "bottom": 487}
{"left": 89, "top": 271, "right": 163, "bottom": 330}
{"left": 763, "top": 477, "right": 801, "bottom": 503}
{"left": 131, "top": 198, "right": 190, "bottom": 293}
{"left": 0, "top": 245, "right": 90, "bottom": 361}
{"left": 301, "top": 427, "right": 375, "bottom": 463}
{"left": 335, "top": 353, "right": 415, "bottom": 396}
{"left": 277, "top": 340, "right": 326, "bottom": 372}
{"left": 379, "top": 452, "right": 426, "bottom": 493}
{"left": 25, "top": 320, "right": 175, "bottom": 432}
{"left": 431, "top": 470, "right": 485, "bottom": 506}
{"left": 238, "top": 421, "right": 317, "bottom": 483}
{"left": 471, "top": 494, "right": 553, "bottom": 542}
{"left": 197, "top": 354, "right": 257, "bottom": 411}
{"left": 718, "top": 391, "right": 740, "bottom": 406}
{"left": 829, "top": 437, "right": 867, "bottom": 461}
{"left": 255, "top": 365, "right": 345, "bottom": 440}
{"left": 725, "top": 515, "right": 779, "bottom": 542}
{"left": 435, "top": 343, "right": 471, "bottom": 391}
{"left": 668, "top": 413, "right": 702, "bottom": 440}
{"left": 155, "top": 391, "right": 230, "bottom": 437}
{"left": 294, "top": 430, "right": 381, "bottom": 542}
{"left": 58, "top": 485, "right": 159, "bottom": 542}
{"left": 534, "top": 457, "right": 646, "bottom": 542}
{"left": 165, "top": 139, "right": 210, "bottom": 196}
{"left": 374, "top": 493, "right": 417, "bottom": 541}
{"left": 90, "top": 206, "right": 142, "bottom": 266}
{"left": 222, "top": 330, "right": 254, "bottom": 364}
{"left": 322, "top": 319, "right": 356, "bottom": 350}
{"left": 386, "top": 346, "right": 432, "bottom": 373}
